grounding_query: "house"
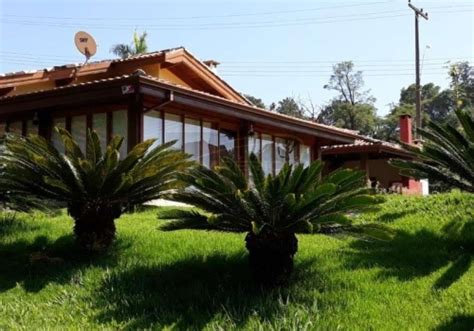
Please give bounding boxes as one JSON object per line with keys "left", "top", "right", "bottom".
{"left": 321, "top": 115, "right": 425, "bottom": 194}
{"left": 0, "top": 47, "right": 422, "bottom": 194}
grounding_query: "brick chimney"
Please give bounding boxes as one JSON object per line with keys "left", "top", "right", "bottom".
{"left": 399, "top": 114, "right": 413, "bottom": 144}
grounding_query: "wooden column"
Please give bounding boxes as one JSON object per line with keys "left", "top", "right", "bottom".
{"left": 127, "top": 86, "right": 143, "bottom": 152}
{"left": 313, "top": 140, "right": 322, "bottom": 161}
{"left": 360, "top": 153, "right": 369, "bottom": 180}
{"left": 238, "top": 120, "right": 250, "bottom": 177}
{"left": 38, "top": 112, "right": 52, "bottom": 140}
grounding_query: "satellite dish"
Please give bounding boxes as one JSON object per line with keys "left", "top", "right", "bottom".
{"left": 74, "top": 31, "right": 97, "bottom": 62}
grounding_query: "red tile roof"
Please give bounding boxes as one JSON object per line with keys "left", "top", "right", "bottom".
{"left": 0, "top": 72, "right": 372, "bottom": 142}
{"left": 321, "top": 138, "right": 414, "bottom": 157}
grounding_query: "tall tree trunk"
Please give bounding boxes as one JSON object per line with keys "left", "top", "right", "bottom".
{"left": 245, "top": 231, "right": 298, "bottom": 287}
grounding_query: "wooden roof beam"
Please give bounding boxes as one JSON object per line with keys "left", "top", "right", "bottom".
{"left": 0, "top": 86, "right": 15, "bottom": 97}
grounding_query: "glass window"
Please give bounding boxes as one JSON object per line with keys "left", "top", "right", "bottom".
{"left": 202, "top": 121, "right": 218, "bottom": 169}
{"left": 300, "top": 145, "right": 311, "bottom": 167}
{"left": 143, "top": 111, "right": 162, "bottom": 150}
{"left": 275, "top": 138, "right": 287, "bottom": 173}
{"left": 71, "top": 115, "right": 87, "bottom": 154}
{"left": 248, "top": 133, "right": 261, "bottom": 160}
{"left": 25, "top": 120, "right": 39, "bottom": 136}
{"left": 113, "top": 110, "right": 128, "bottom": 158}
{"left": 219, "top": 129, "right": 236, "bottom": 161}
{"left": 164, "top": 113, "right": 183, "bottom": 150}
{"left": 8, "top": 121, "right": 22, "bottom": 135}
{"left": 51, "top": 117, "right": 66, "bottom": 153}
{"left": 0, "top": 122, "right": 6, "bottom": 137}
{"left": 261, "top": 134, "right": 273, "bottom": 176}
{"left": 184, "top": 118, "right": 201, "bottom": 162}
{"left": 287, "top": 140, "right": 297, "bottom": 166}
{"left": 92, "top": 113, "right": 108, "bottom": 152}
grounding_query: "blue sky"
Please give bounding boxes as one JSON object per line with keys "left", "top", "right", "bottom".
{"left": 0, "top": 0, "right": 472, "bottom": 116}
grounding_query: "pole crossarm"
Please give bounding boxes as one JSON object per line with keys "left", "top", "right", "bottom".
{"left": 408, "top": 0, "right": 429, "bottom": 20}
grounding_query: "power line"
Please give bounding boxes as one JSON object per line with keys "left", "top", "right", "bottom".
{"left": 0, "top": 9, "right": 471, "bottom": 30}
{"left": 219, "top": 72, "right": 448, "bottom": 77}
{"left": 2, "top": 51, "right": 469, "bottom": 65}
{"left": 2, "top": 2, "right": 392, "bottom": 21}
{"left": 219, "top": 68, "right": 448, "bottom": 73}
{"left": 0, "top": 56, "right": 469, "bottom": 71}
{"left": 220, "top": 57, "right": 471, "bottom": 64}
{"left": 2, "top": 3, "right": 470, "bottom": 22}
{"left": 219, "top": 62, "right": 461, "bottom": 68}
{"left": 0, "top": 56, "right": 465, "bottom": 68}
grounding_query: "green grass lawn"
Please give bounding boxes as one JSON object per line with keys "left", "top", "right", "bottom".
{"left": 0, "top": 192, "right": 473, "bottom": 330}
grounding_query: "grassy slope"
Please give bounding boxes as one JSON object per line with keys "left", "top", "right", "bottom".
{"left": 0, "top": 192, "right": 473, "bottom": 330}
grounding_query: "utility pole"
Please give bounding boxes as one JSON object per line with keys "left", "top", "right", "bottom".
{"left": 408, "top": 0, "right": 428, "bottom": 139}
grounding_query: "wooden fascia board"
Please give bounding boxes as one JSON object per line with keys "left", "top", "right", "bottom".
{"left": 164, "top": 50, "right": 249, "bottom": 104}
{"left": 0, "top": 86, "right": 15, "bottom": 96}
{"left": 0, "top": 63, "right": 111, "bottom": 88}
{"left": 0, "top": 71, "right": 49, "bottom": 86}
{"left": 322, "top": 145, "right": 413, "bottom": 158}
{"left": 139, "top": 80, "right": 356, "bottom": 143}
{"left": 0, "top": 76, "right": 136, "bottom": 114}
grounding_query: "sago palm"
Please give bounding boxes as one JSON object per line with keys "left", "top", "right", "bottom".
{"left": 111, "top": 31, "right": 148, "bottom": 59}
{"left": 160, "top": 154, "right": 386, "bottom": 286}
{"left": 0, "top": 128, "right": 192, "bottom": 251}
{"left": 390, "top": 109, "right": 474, "bottom": 192}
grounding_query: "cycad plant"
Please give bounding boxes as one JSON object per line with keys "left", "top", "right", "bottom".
{"left": 161, "top": 154, "right": 385, "bottom": 286}
{"left": 0, "top": 128, "right": 192, "bottom": 251}
{"left": 390, "top": 109, "right": 474, "bottom": 193}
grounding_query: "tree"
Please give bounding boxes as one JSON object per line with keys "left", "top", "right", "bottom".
{"left": 324, "top": 61, "right": 375, "bottom": 105}
{"left": 111, "top": 31, "right": 149, "bottom": 59}
{"left": 244, "top": 94, "right": 266, "bottom": 108}
{"left": 321, "top": 61, "right": 379, "bottom": 135}
{"left": 376, "top": 102, "right": 427, "bottom": 142}
{"left": 274, "top": 97, "right": 305, "bottom": 119}
{"left": 0, "top": 129, "right": 191, "bottom": 251}
{"left": 399, "top": 83, "right": 455, "bottom": 123}
{"left": 390, "top": 109, "right": 474, "bottom": 193}
{"left": 321, "top": 100, "right": 379, "bottom": 135}
{"left": 376, "top": 83, "right": 457, "bottom": 142}
{"left": 160, "top": 155, "right": 388, "bottom": 286}
{"left": 449, "top": 61, "right": 474, "bottom": 110}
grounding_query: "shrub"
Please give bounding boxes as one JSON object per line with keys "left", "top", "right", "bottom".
{"left": 160, "top": 155, "right": 388, "bottom": 286}
{"left": 0, "top": 128, "right": 192, "bottom": 251}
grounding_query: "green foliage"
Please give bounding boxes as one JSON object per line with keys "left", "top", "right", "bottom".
{"left": 0, "top": 128, "right": 192, "bottom": 249}
{"left": 390, "top": 109, "right": 474, "bottom": 193}
{"left": 377, "top": 61, "right": 473, "bottom": 141}
{"left": 324, "top": 61, "right": 375, "bottom": 105}
{"left": 161, "top": 155, "right": 385, "bottom": 239}
{"left": 449, "top": 61, "right": 474, "bottom": 110}
{"left": 244, "top": 94, "right": 266, "bottom": 109}
{"left": 320, "top": 61, "right": 378, "bottom": 135}
{"left": 0, "top": 138, "right": 52, "bottom": 212}
{"left": 273, "top": 97, "right": 305, "bottom": 119}
{"left": 0, "top": 128, "right": 192, "bottom": 208}
{"left": 110, "top": 31, "right": 148, "bottom": 59}
{"left": 320, "top": 100, "right": 379, "bottom": 135}
{"left": 0, "top": 193, "right": 472, "bottom": 330}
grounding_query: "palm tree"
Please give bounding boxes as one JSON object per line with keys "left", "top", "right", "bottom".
{"left": 110, "top": 31, "right": 148, "bottom": 59}
{"left": 0, "top": 128, "right": 192, "bottom": 251}
{"left": 390, "top": 109, "right": 474, "bottom": 193}
{"left": 160, "top": 155, "right": 386, "bottom": 286}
